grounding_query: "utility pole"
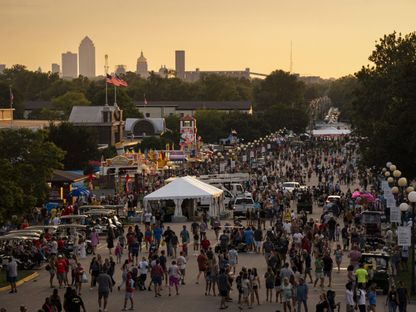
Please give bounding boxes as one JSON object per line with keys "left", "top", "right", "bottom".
{"left": 290, "top": 41, "right": 293, "bottom": 73}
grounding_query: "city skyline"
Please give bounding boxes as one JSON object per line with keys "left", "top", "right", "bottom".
{"left": 1, "top": 0, "right": 416, "bottom": 78}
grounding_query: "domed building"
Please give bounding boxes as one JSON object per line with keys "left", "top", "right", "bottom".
{"left": 136, "top": 51, "right": 149, "bottom": 79}
{"left": 125, "top": 118, "right": 166, "bottom": 138}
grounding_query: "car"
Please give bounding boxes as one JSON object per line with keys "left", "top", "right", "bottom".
{"left": 360, "top": 251, "right": 391, "bottom": 294}
{"left": 232, "top": 196, "right": 255, "bottom": 217}
{"left": 323, "top": 202, "right": 340, "bottom": 217}
{"left": 326, "top": 195, "right": 341, "bottom": 204}
{"left": 282, "top": 182, "right": 300, "bottom": 193}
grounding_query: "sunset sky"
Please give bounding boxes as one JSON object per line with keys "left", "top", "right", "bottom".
{"left": 1, "top": 0, "right": 415, "bottom": 78}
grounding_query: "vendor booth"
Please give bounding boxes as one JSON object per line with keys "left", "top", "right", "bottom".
{"left": 143, "top": 176, "right": 224, "bottom": 222}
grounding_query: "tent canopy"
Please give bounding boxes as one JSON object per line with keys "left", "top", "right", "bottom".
{"left": 312, "top": 127, "right": 351, "bottom": 137}
{"left": 144, "top": 176, "right": 223, "bottom": 201}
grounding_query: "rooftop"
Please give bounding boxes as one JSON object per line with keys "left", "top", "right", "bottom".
{"left": 134, "top": 101, "right": 251, "bottom": 110}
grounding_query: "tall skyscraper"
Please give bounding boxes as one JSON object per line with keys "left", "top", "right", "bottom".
{"left": 51, "top": 63, "right": 60, "bottom": 75}
{"left": 78, "top": 36, "right": 96, "bottom": 78}
{"left": 62, "top": 52, "right": 78, "bottom": 79}
{"left": 136, "top": 51, "right": 149, "bottom": 79}
{"left": 175, "top": 50, "right": 185, "bottom": 79}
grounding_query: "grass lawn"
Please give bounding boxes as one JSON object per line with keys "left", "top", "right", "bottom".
{"left": 0, "top": 270, "right": 35, "bottom": 288}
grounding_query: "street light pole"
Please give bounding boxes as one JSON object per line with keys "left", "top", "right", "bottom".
{"left": 408, "top": 191, "right": 416, "bottom": 294}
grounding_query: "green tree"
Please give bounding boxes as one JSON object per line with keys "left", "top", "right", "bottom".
{"left": 0, "top": 129, "right": 64, "bottom": 221}
{"left": 48, "top": 122, "right": 99, "bottom": 170}
{"left": 194, "top": 110, "right": 227, "bottom": 143}
{"left": 254, "top": 70, "right": 306, "bottom": 110}
{"left": 328, "top": 76, "right": 358, "bottom": 121}
{"left": 91, "top": 87, "right": 142, "bottom": 119}
{"left": 352, "top": 32, "right": 416, "bottom": 175}
{"left": 28, "top": 108, "right": 62, "bottom": 120}
{"left": 51, "top": 91, "right": 91, "bottom": 119}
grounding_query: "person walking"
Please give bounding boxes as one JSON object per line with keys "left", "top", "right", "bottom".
{"left": 345, "top": 282, "right": 354, "bottom": 312}
{"left": 280, "top": 277, "right": 294, "bottom": 312}
{"left": 397, "top": 281, "right": 409, "bottom": 312}
{"left": 218, "top": 269, "right": 231, "bottom": 310}
{"left": 196, "top": 249, "right": 208, "bottom": 284}
{"left": 73, "top": 262, "right": 84, "bottom": 295}
{"left": 313, "top": 255, "right": 324, "bottom": 289}
{"left": 264, "top": 267, "right": 275, "bottom": 303}
{"left": 122, "top": 272, "right": 134, "bottom": 311}
{"left": 334, "top": 244, "right": 343, "bottom": 273}
{"left": 150, "top": 259, "right": 164, "bottom": 297}
{"left": 90, "top": 228, "right": 99, "bottom": 255}
{"left": 6, "top": 256, "right": 18, "bottom": 293}
{"left": 367, "top": 284, "right": 377, "bottom": 312}
{"left": 46, "top": 257, "right": 56, "bottom": 289}
{"left": 355, "top": 283, "right": 366, "bottom": 312}
{"left": 177, "top": 251, "right": 187, "bottom": 285}
{"left": 96, "top": 270, "right": 113, "bottom": 312}
{"left": 50, "top": 288, "right": 62, "bottom": 312}
{"left": 168, "top": 260, "right": 181, "bottom": 296}
{"left": 322, "top": 252, "right": 333, "bottom": 288}
{"left": 386, "top": 285, "right": 399, "bottom": 312}
{"left": 296, "top": 277, "right": 308, "bottom": 312}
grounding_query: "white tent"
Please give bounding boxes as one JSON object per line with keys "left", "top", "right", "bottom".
{"left": 144, "top": 176, "right": 224, "bottom": 220}
{"left": 312, "top": 127, "right": 351, "bottom": 137}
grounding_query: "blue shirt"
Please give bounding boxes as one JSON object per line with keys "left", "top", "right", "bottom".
{"left": 153, "top": 228, "right": 162, "bottom": 240}
{"left": 368, "top": 291, "right": 376, "bottom": 305}
{"left": 244, "top": 229, "right": 253, "bottom": 244}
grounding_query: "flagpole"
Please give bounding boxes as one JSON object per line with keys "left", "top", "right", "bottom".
{"left": 104, "top": 55, "right": 109, "bottom": 105}
{"left": 9, "top": 85, "right": 13, "bottom": 129}
{"left": 114, "top": 85, "right": 117, "bottom": 106}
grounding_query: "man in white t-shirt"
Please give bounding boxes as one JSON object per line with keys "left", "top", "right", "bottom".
{"left": 283, "top": 221, "right": 292, "bottom": 235}
{"left": 293, "top": 231, "right": 303, "bottom": 246}
{"left": 138, "top": 257, "right": 149, "bottom": 290}
{"left": 144, "top": 211, "right": 152, "bottom": 226}
{"left": 176, "top": 251, "right": 187, "bottom": 285}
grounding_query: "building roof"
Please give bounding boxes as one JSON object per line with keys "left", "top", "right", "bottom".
{"left": 125, "top": 118, "right": 165, "bottom": 134}
{"left": 69, "top": 105, "right": 119, "bottom": 123}
{"left": 0, "top": 119, "right": 60, "bottom": 130}
{"left": 50, "top": 169, "right": 86, "bottom": 183}
{"left": 24, "top": 100, "right": 53, "bottom": 110}
{"left": 135, "top": 101, "right": 251, "bottom": 110}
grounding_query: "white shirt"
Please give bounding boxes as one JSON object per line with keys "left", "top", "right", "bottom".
{"left": 52, "top": 217, "right": 60, "bottom": 226}
{"left": 357, "top": 289, "right": 366, "bottom": 305}
{"left": 144, "top": 212, "right": 152, "bottom": 223}
{"left": 283, "top": 222, "right": 292, "bottom": 234}
{"left": 138, "top": 261, "right": 149, "bottom": 275}
{"left": 345, "top": 289, "right": 354, "bottom": 305}
{"left": 293, "top": 232, "right": 303, "bottom": 243}
{"left": 177, "top": 256, "right": 187, "bottom": 269}
{"left": 228, "top": 249, "right": 238, "bottom": 263}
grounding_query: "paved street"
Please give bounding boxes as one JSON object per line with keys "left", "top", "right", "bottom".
{"left": 0, "top": 171, "right": 388, "bottom": 312}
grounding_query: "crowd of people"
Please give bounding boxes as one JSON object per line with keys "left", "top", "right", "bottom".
{"left": 1, "top": 136, "right": 413, "bottom": 312}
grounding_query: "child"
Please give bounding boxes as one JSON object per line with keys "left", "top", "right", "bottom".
{"left": 193, "top": 232, "right": 200, "bottom": 252}
{"left": 115, "top": 243, "right": 123, "bottom": 264}
{"left": 367, "top": 284, "right": 377, "bottom": 312}
{"left": 182, "top": 243, "right": 188, "bottom": 257}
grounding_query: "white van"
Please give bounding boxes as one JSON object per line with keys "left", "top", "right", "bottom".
{"left": 282, "top": 182, "right": 300, "bottom": 193}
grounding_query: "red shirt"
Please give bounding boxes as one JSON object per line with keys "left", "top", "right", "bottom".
{"left": 201, "top": 239, "right": 210, "bottom": 250}
{"left": 55, "top": 259, "right": 66, "bottom": 274}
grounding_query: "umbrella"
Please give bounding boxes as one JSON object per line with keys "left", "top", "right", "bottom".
{"left": 351, "top": 191, "right": 361, "bottom": 199}
{"left": 69, "top": 187, "right": 90, "bottom": 197}
{"left": 361, "top": 192, "right": 375, "bottom": 202}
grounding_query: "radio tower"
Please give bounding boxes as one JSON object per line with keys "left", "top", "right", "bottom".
{"left": 290, "top": 41, "right": 293, "bottom": 73}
